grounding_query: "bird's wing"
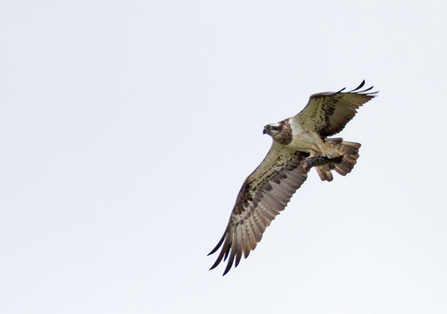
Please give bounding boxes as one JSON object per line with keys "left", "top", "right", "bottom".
{"left": 296, "top": 80, "right": 378, "bottom": 137}
{"left": 208, "top": 142, "right": 310, "bottom": 275}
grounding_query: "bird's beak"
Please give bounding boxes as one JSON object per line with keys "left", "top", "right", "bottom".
{"left": 263, "top": 127, "right": 268, "bottom": 135}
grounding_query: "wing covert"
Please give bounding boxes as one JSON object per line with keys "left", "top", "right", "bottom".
{"left": 208, "top": 143, "right": 310, "bottom": 275}
{"left": 296, "top": 80, "right": 378, "bottom": 137}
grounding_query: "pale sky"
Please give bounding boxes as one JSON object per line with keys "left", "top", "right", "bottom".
{"left": 1, "top": 1, "right": 447, "bottom": 313}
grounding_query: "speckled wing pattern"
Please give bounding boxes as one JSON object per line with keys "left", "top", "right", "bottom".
{"left": 297, "top": 80, "right": 377, "bottom": 137}
{"left": 208, "top": 142, "right": 310, "bottom": 275}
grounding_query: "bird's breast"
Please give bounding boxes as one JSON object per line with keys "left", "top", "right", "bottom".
{"left": 287, "top": 118, "right": 324, "bottom": 152}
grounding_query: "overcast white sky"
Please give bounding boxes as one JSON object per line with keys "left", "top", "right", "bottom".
{"left": 1, "top": 1, "right": 447, "bottom": 313}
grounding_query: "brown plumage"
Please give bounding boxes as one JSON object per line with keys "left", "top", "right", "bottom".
{"left": 208, "top": 81, "right": 378, "bottom": 275}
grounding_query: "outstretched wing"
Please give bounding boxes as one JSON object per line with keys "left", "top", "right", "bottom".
{"left": 208, "top": 142, "right": 310, "bottom": 275}
{"left": 296, "top": 80, "right": 378, "bottom": 137}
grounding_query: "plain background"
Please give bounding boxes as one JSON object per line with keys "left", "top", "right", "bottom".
{"left": 1, "top": 1, "right": 447, "bottom": 313}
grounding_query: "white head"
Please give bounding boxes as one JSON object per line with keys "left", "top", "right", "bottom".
{"left": 262, "top": 120, "right": 292, "bottom": 145}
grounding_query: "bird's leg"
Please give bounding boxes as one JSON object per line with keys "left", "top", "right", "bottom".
{"left": 304, "top": 156, "right": 326, "bottom": 168}
{"left": 317, "top": 140, "right": 344, "bottom": 159}
{"left": 304, "top": 141, "right": 344, "bottom": 170}
{"left": 304, "top": 154, "right": 343, "bottom": 169}
{"left": 305, "top": 145, "right": 326, "bottom": 169}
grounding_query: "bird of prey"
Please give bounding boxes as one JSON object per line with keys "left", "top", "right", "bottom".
{"left": 208, "top": 80, "right": 378, "bottom": 275}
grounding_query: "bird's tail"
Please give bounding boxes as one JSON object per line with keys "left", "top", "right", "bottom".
{"left": 315, "top": 138, "right": 361, "bottom": 182}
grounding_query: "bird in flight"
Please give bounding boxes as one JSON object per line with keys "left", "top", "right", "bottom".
{"left": 208, "top": 80, "right": 378, "bottom": 275}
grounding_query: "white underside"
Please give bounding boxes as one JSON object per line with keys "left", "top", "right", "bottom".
{"left": 287, "top": 118, "right": 338, "bottom": 157}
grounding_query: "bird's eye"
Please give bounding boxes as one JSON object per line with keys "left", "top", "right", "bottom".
{"left": 269, "top": 126, "right": 274, "bottom": 130}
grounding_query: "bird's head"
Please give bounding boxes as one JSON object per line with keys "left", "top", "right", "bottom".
{"left": 263, "top": 121, "right": 292, "bottom": 145}
{"left": 263, "top": 123, "right": 282, "bottom": 137}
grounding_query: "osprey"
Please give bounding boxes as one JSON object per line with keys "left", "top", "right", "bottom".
{"left": 208, "top": 80, "right": 378, "bottom": 275}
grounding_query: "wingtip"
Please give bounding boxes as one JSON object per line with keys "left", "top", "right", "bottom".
{"left": 349, "top": 80, "right": 366, "bottom": 92}
{"left": 357, "top": 80, "right": 366, "bottom": 90}
{"left": 222, "top": 264, "right": 232, "bottom": 276}
{"left": 209, "top": 259, "right": 221, "bottom": 271}
{"left": 208, "top": 230, "right": 227, "bottom": 256}
{"left": 345, "top": 80, "right": 378, "bottom": 96}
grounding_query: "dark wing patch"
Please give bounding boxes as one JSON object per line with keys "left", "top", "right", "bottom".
{"left": 297, "top": 80, "right": 378, "bottom": 137}
{"left": 208, "top": 143, "right": 310, "bottom": 275}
